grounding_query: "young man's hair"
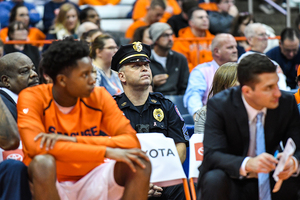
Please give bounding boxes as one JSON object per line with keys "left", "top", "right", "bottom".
{"left": 187, "top": 7, "right": 205, "bottom": 21}
{"left": 42, "top": 37, "right": 89, "bottom": 83}
{"left": 149, "top": 0, "right": 166, "bottom": 10}
{"left": 182, "top": 0, "right": 198, "bottom": 14}
{"left": 237, "top": 54, "right": 277, "bottom": 89}
{"left": 280, "top": 27, "right": 300, "bottom": 43}
{"left": 79, "top": 7, "right": 98, "bottom": 23}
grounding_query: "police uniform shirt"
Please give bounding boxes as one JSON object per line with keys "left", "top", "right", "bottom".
{"left": 114, "top": 92, "right": 189, "bottom": 143}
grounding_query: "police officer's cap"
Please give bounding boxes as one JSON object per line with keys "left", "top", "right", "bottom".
{"left": 111, "top": 42, "right": 151, "bottom": 71}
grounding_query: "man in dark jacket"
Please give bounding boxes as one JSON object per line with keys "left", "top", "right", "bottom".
{"left": 149, "top": 22, "right": 189, "bottom": 95}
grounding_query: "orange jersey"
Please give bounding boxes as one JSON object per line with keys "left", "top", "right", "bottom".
{"left": 17, "top": 84, "right": 139, "bottom": 182}
{"left": 79, "top": 0, "right": 120, "bottom": 5}
{"left": 125, "top": 19, "right": 148, "bottom": 40}
{"left": 132, "top": 0, "right": 181, "bottom": 23}
{"left": 0, "top": 27, "right": 46, "bottom": 46}
{"left": 172, "top": 27, "right": 214, "bottom": 72}
{"left": 294, "top": 89, "right": 300, "bottom": 104}
{"left": 198, "top": 2, "right": 218, "bottom": 12}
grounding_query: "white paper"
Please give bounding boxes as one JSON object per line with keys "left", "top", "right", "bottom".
{"left": 272, "top": 138, "right": 296, "bottom": 192}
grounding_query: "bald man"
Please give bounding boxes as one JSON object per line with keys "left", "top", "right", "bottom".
{"left": 0, "top": 52, "right": 39, "bottom": 200}
{"left": 0, "top": 52, "right": 39, "bottom": 120}
{"left": 183, "top": 33, "right": 238, "bottom": 118}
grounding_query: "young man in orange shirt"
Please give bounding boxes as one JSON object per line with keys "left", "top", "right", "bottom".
{"left": 172, "top": 7, "right": 214, "bottom": 72}
{"left": 17, "top": 37, "right": 151, "bottom": 200}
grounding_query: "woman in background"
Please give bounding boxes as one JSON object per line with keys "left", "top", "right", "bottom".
{"left": 90, "top": 34, "right": 123, "bottom": 96}
{"left": 43, "top": 3, "right": 79, "bottom": 51}
{"left": 194, "top": 62, "right": 238, "bottom": 134}
{"left": 0, "top": 4, "right": 46, "bottom": 46}
{"left": 133, "top": 25, "right": 153, "bottom": 45}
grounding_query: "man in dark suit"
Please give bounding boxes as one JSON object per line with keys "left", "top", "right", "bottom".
{"left": 197, "top": 53, "right": 300, "bottom": 200}
{"left": 0, "top": 52, "right": 39, "bottom": 120}
{"left": 0, "top": 52, "right": 39, "bottom": 199}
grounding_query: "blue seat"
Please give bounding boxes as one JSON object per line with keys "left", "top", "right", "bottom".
{"left": 164, "top": 95, "right": 189, "bottom": 115}
{"left": 182, "top": 125, "right": 194, "bottom": 177}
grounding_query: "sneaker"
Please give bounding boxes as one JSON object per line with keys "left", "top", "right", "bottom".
{"left": 259, "top": 4, "right": 275, "bottom": 14}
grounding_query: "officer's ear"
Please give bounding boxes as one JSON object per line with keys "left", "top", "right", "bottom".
{"left": 118, "top": 67, "right": 126, "bottom": 84}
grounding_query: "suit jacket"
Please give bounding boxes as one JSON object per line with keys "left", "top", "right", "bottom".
{"left": 0, "top": 90, "right": 17, "bottom": 121}
{"left": 199, "top": 86, "right": 300, "bottom": 180}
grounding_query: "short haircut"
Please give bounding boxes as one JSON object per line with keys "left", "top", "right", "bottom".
{"left": 79, "top": 7, "right": 98, "bottom": 23}
{"left": 7, "top": 21, "right": 28, "bottom": 40}
{"left": 187, "top": 7, "right": 205, "bottom": 21}
{"left": 150, "top": 0, "right": 166, "bottom": 10}
{"left": 237, "top": 54, "right": 277, "bottom": 89}
{"left": 89, "top": 34, "right": 114, "bottom": 59}
{"left": 182, "top": 0, "right": 198, "bottom": 14}
{"left": 42, "top": 37, "right": 89, "bottom": 83}
{"left": 9, "top": 3, "right": 26, "bottom": 23}
{"left": 244, "top": 23, "right": 264, "bottom": 39}
{"left": 280, "top": 27, "right": 300, "bottom": 43}
{"left": 80, "top": 29, "right": 101, "bottom": 41}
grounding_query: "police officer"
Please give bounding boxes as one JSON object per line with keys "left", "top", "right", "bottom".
{"left": 112, "top": 42, "right": 189, "bottom": 200}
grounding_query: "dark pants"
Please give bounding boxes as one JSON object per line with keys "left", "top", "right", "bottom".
{"left": 198, "top": 169, "right": 300, "bottom": 200}
{"left": 0, "top": 159, "right": 31, "bottom": 200}
{"left": 148, "top": 184, "right": 186, "bottom": 200}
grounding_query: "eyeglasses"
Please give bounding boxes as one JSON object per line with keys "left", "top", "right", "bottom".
{"left": 256, "top": 33, "right": 269, "bottom": 38}
{"left": 160, "top": 33, "right": 173, "bottom": 38}
{"left": 103, "top": 46, "right": 118, "bottom": 50}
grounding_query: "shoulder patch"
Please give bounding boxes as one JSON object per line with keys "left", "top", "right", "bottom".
{"left": 174, "top": 105, "right": 184, "bottom": 121}
{"left": 151, "top": 99, "right": 157, "bottom": 103}
{"left": 121, "top": 102, "right": 127, "bottom": 107}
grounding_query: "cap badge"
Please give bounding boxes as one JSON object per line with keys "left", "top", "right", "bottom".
{"left": 132, "top": 42, "right": 143, "bottom": 52}
{"left": 153, "top": 108, "right": 164, "bottom": 122}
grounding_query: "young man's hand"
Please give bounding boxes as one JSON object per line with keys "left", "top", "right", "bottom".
{"left": 245, "top": 152, "right": 278, "bottom": 173}
{"left": 105, "top": 148, "right": 150, "bottom": 172}
{"left": 35, "top": 133, "right": 77, "bottom": 150}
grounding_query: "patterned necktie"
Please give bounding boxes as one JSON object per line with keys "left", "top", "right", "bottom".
{"left": 256, "top": 112, "right": 271, "bottom": 200}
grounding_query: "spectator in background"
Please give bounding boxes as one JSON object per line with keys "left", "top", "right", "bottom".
{"left": 230, "top": 12, "right": 254, "bottom": 56}
{"left": 43, "top": 0, "right": 80, "bottom": 34}
{"left": 43, "top": 3, "right": 80, "bottom": 51}
{"left": 125, "top": 0, "right": 166, "bottom": 41}
{"left": 132, "top": 0, "right": 181, "bottom": 23}
{"left": 133, "top": 26, "right": 153, "bottom": 46}
{"left": 194, "top": 62, "right": 238, "bottom": 134}
{"left": 0, "top": 0, "right": 40, "bottom": 29}
{"left": 149, "top": 22, "right": 189, "bottom": 95}
{"left": 208, "top": 0, "right": 237, "bottom": 35}
{"left": 167, "top": 0, "right": 198, "bottom": 37}
{"left": 183, "top": 33, "right": 237, "bottom": 118}
{"left": 238, "top": 23, "right": 288, "bottom": 90}
{"left": 79, "top": 7, "right": 101, "bottom": 29}
{"left": 77, "top": 22, "right": 99, "bottom": 39}
{"left": 0, "top": 4, "right": 46, "bottom": 46}
{"left": 4, "top": 21, "right": 40, "bottom": 70}
{"left": 266, "top": 28, "right": 300, "bottom": 89}
{"left": 90, "top": 34, "right": 123, "bottom": 96}
{"left": 80, "top": 29, "right": 102, "bottom": 44}
{"left": 172, "top": 7, "right": 214, "bottom": 72}
{"left": 79, "top": 0, "right": 120, "bottom": 6}
{"left": 0, "top": 40, "right": 3, "bottom": 58}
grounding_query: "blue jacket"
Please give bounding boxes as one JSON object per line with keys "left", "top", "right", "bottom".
{"left": 0, "top": 1, "right": 40, "bottom": 28}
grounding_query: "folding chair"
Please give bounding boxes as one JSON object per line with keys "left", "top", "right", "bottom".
{"left": 137, "top": 133, "right": 191, "bottom": 200}
{"left": 188, "top": 134, "right": 204, "bottom": 200}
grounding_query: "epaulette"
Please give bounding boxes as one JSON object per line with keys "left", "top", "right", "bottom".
{"left": 113, "top": 93, "right": 122, "bottom": 100}
{"left": 149, "top": 92, "right": 165, "bottom": 99}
